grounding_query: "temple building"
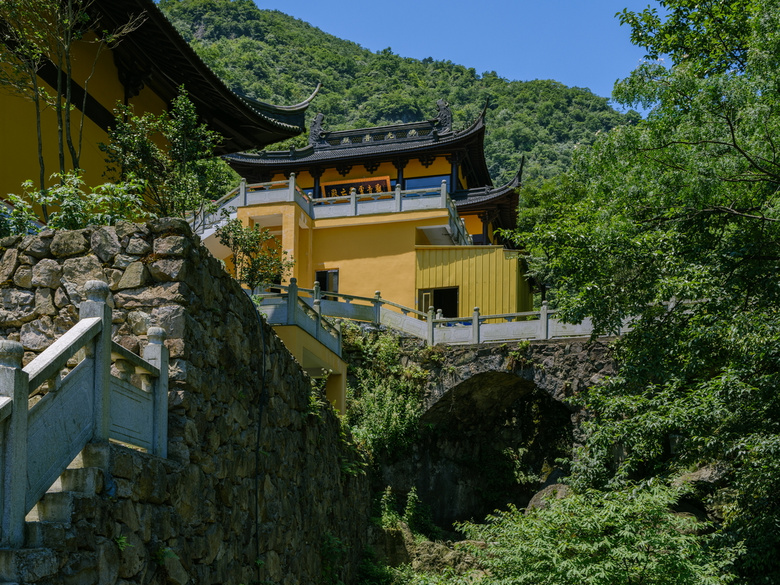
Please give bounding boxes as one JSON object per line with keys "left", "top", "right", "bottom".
{"left": 204, "top": 100, "right": 531, "bottom": 322}
{"left": 0, "top": 0, "right": 314, "bottom": 200}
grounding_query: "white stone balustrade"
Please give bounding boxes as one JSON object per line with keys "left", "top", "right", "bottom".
{"left": 0, "top": 280, "right": 168, "bottom": 547}
{"left": 257, "top": 286, "right": 625, "bottom": 347}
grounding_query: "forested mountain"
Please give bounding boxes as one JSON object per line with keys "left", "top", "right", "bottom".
{"left": 158, "top": 0, "right": 639, "bottom": 184}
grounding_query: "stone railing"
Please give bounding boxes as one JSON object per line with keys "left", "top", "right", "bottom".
{"left": 0, "top": 280, "right": 168, "bottom": 547}
{"left": 195, "top": 175, "right": 473, "bottom": 246}
{"left": 256, "top": 281, "right": 617, "bottom": 346}
{"left": 256, "top": 279, "right": 342, "bottom": 357}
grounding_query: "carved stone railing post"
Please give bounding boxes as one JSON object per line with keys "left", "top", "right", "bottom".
{"left": 350, "top": 188, "right": 357, "bottom": 215}
{"left": 313, "top": 281, "right": 321, "bottom": 302}
{"left": 539, "top": 301, "right": 549, "bottom": 340}
{"left": 287, "top": 278, "right": 299, "bottom": 326}
{"left": 240, "top": 177, "right": 248, "bottom": 206}
{"left": 314, "top": 300, "right": 323, "bottom": 341}
{"left": 427, "top": 307, "right": 435, "bottom": 346}
{"left": 144, "top": 327, "right": 168, "bottom": 458}
{"left": 373, "top": 291, "right": 382, "bottom": 326}
{"left": 395, "top": 183, "right": 402, "bottom": 212}
{"left": 440, "top": 180, "right": 447, "bottom": 207}
{"left": 0, "top": 340, "right": 28, "bottom": 547}
{"left": 79, "top": 280, "right": 111, "bottom": 442}
{"left": 287, "top": 172, "right": 297, "bottom": 202}
{"left": 472, "top": 307, "right": 481, "bottom": 345}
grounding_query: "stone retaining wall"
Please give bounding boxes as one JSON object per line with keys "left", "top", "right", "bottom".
{"left": 0, "top": 220, "right": 370, "bottom": 584}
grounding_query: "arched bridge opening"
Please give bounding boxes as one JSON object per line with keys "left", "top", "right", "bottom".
{"left": 381, "top": 340, "right": 613, "bottom": 530}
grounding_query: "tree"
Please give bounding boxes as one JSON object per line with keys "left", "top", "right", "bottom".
{"left": 0, "top": 0, "right": 144, "bottom": 201}
{"left": 102, "top": 89, "right": 237, "bottom": 226}
{"left": 216, "top": 216, "right": 292, "bottom": 291}
{"left": 505, "top": 1, "right": 780, "bottom": 582}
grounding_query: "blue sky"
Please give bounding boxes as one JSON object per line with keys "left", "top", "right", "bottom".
{"left": 254, "top": 1, "right": 656, "bottom": 104}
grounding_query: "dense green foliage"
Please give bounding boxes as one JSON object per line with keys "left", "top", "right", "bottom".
{"left": 158, "top": 0, "right": 638, "bottom": 183}
{"left": 459, "top": 484, "right": 734, "bottom": 585}
{"left": 342, "top": 324, "right": 427, "bottom": 462}
{"left": 1, "top": 170, "right": 147, "bottom": 236}
{"left": 101, "top": 89, "right": 237, "bottom": 226}
{"left": 505, "top": 1, "right": 780, "bottom": 583}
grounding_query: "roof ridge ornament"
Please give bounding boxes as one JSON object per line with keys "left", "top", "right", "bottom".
{"left": 308, "top": 112, "right": 328, "bottom": 146}
{"left": 434, "top": 99, "right": 453, "bottom": 134}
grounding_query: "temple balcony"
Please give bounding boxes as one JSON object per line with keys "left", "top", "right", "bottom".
{"left": 193, "top": 173, "right": 473, "bottom": 247}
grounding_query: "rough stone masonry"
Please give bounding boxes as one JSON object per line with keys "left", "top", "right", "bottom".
{"left": 0, "top": 220, "right": 370, "bottom": 585}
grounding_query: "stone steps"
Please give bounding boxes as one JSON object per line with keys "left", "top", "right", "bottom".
{"left": 0, "top": 444, "right": 111, "bottom": 583}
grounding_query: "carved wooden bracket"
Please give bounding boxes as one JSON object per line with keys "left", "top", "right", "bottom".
{"left": 335, "top": 164, "right": 353, "bottom": 177}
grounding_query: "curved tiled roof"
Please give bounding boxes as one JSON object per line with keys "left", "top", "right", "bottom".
{"left": 93, "top": 0, "right": 312, "bottom": 153}
{"left": 225, "top": 110, "right": 493, "bottom": 188}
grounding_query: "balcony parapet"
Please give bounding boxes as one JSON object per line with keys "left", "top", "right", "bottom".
{"left": 196, "top": 175, "right": 473, "bottom": 246}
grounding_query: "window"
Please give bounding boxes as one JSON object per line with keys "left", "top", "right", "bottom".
{"left": 405, "top": 175, "right": 450, "bottom": 191}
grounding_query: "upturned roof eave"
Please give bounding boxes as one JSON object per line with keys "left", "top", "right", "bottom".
{"left": 94, "top": 0, "right": 310, "bottom": 153}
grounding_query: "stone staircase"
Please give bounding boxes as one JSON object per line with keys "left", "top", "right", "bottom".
{"left": 0, "top": 443, "right": 116, "bottom": 584}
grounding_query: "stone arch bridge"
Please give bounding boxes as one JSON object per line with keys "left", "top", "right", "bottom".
{"left": 384, "top": 338, "right": 616, "bottom": 529}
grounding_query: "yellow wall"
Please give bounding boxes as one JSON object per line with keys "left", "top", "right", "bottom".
{"left": 236, "top": 200, "right": 455, "bottom": 309}
{"left": 273, "top": 325, "right": 347, "bottom": 412}
{"left": 1, "top": 37, "right": 168, "bottom": 201}
{"left": 311, "top": 211, "right": 450, "bottom": 308}
{"left": 416, "top": 246, "right": 532, "bottom": 316}
{"left": 232, "top": 197, "right": 536, "bottom": 318}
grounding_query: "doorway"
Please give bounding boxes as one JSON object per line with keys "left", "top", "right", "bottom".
{"left": 418, "top": 287, "right": 459, "bottom": 318}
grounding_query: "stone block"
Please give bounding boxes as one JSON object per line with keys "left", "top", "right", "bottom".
{"left": 153, "top": 235, "right": 190, "bottom": 258}
{"left": 96, "top": 536, "right": 120, "bottom": 585}
{"left": 61, "top": 467, "right": 105, "bottom": 495}
{"left": 20, "top": 316, "right": 56, "bottom": 350}
{"left": 13, "top": 265, "right": 32, "bottom": 288}
{"left": 163, "top": 553, "right": 190, "bottom": 585}
{"left": 61, "top": 256, "right": 107, "bottom": 301}
{"left": 125, "top": 237, "right": 151, "bottom": 255}
{"left": 114, "top": 282, "right": 190, "bottom": 308}
{"left": 31, "top": 258, "right": 62, "bottom": 288}
{"left": 117, "top": 528, "right": 145, "bottom": 579}
{"left": 106, "top": 268, "right": 123, "bottom": 290}
{"left": 91, "top": 227, "right": 121, "bottom": 263}
{"left": 112, "top": 254, "right": 139, "bottom": 269}
{"left": 54, "top": 286, "right": 70, "bottom": 308}
{"left": 0, "top": 548, "right": 59, "bottom": 582}
{"left": 24, "top": 521, "right": 66, "bottom": 549}
{"left": 35, "top": 287, "right": 56, "bottom": 316}
{"left": 149, "top": 258, "right": 186, "bottom": 282}
{"left": 126, "top": 310, "right": 151, "bottom": 335}
{"left": 149, "top": 218, "right": 191, "bottom": 235}
{"left": 151, "top": 305, "right": 186, "bottom": 338}
{"left": 115, "top": 221, "right": 149, "bottom": 240}
{"left": 23, "top": 234, "right": 52, "bottom": 258}
{"left": 51, "top": 230, "right": 89, "bottom": 257}
{"left": 116, "top": 262, "right": 149, "bottom": 290}
{"left": 0, "top": 247, "right": 19, "bottom": 282}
